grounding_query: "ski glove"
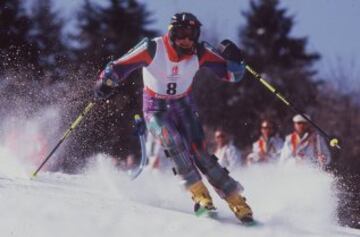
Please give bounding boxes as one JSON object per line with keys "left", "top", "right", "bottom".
{"left": 217, "top": 39, "right": 244, "bottom": 62}
{"left": 102, "top": 61, "right": 120, "bottom": 87}
{"left": 217, "top": 39, "right": 246, "bottom": 83}
{"left": 94, "top": 62, "right": 119, "bottom": 100}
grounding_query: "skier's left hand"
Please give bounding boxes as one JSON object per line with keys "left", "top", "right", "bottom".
{"left": 217, "top": 39, "right": 244, "bottom": 62}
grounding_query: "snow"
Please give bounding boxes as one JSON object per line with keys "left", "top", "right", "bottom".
{"left": 0, "top": 114, "right": 360, "bottom": 237}
{"left": 1, "top": 152, "right": 360, "bottom": 237}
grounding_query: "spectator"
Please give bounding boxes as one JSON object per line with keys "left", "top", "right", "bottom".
{"left": 280, "top": 114, "right": 331, "bottom": 167}
{"left": 247, "top": 119, "right": 283, "bottom": 165}
{"left": 214, "top": 128, "right": 242, "bottom": 170}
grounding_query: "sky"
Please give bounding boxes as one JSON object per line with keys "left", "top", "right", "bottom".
{"left": 50, "top": 0, "right": 360, "bottom": 90}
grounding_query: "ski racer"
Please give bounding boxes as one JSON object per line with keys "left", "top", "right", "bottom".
{"left": 94, "top": 12, "right": 253, "bottom": 223}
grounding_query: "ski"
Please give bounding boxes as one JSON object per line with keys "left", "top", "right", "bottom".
{"left": 193, "top": 203, "right": 260, "bottom": 226}
{"left": 194, "top": 205, "right": 218, "bottom": 218}
{"left": 128, "top": 114, "right": 148, "bottom": 180}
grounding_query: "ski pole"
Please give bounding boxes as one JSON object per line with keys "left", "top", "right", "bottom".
{"left": 32, "top": 101, "right": 96, "bottom": 177}
{"left": 245, "top": 65, "right": 341, "bottom": 150}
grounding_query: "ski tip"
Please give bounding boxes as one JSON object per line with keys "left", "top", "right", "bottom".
{"left": 194, "top": 203, "right": 217, "bottom": 217}
{"left": 242, "top": 219, "right": 262, "bottom": 227}
{"left": 195, "top": 207, "right": 208, "bottom": 217}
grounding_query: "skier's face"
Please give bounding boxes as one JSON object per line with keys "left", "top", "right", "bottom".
{"left": 174, "top": 37, "right": 195, "bottom": 49}
{"left": 172, "top": 25, "right": 197, "bottom": 49}
{"left": 172, "top": 25, "right": 199, "bottom": 41}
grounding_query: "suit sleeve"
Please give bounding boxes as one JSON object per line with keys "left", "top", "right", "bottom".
{"left": 197, "top": 42, "right": 245, "bottom": 83}
{"left": 95, "top": 38, "right": 156, "bottom": 91}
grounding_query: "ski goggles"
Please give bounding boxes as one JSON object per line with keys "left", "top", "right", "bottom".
{"left": 172, "top": 26, "right": 199, "bottom": 41}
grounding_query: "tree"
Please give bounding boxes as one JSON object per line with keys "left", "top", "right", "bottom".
{"left": 59, "top": 0, "right": 159, "bottom": 169}
{"left": 0, "top": 0, "right": 39, "bottom": 73}
{"left": 195, "top": 0, "right": 321, "bottom": 147}
{"left": 73, "top": 0, "right": 158, "bottom": 66}
{"left": 28, "top": 0, "right": 69, "bottom": 80}
{"left": 240, "top": 0, "right": 321, "bottom": 109}
{"left": 241, "top": 0, "right": 319, "bottom": 71}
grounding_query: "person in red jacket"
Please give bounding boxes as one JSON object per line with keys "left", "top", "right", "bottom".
{"left": 95, "top": 12, "right": 253, "bottom": 223}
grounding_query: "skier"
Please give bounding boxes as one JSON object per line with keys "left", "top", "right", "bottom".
{"left": 280, "top": 114, "right": 331, "bottom": 167}
{"left": 94, "top": 12, "right": 253, "bottom": 223}
{"left": 247, "top": 119, "right": 283, "bottom": 165}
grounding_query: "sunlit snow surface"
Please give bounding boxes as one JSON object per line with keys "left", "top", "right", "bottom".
{"left": 0, "top": 113, "right": 359, "bottom": 237}
{"left": 1, "top": 151, "right": 360, "bottom": 237}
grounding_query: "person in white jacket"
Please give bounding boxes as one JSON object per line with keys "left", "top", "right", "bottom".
{"left": 214, "top": 129, "right": 242, "bottom": 171}
{"left": 247, "top": 119, "right": 284, "bottom": 165}
{"left": 280, "top": 114, "right": 331, "bottom": 167}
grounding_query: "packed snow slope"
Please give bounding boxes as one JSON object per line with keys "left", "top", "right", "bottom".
{"left": 0, "top": 113, "right": 359, "bottom": 237}
{"left": 1, "top": 152, "right": 360, "bottom": 237}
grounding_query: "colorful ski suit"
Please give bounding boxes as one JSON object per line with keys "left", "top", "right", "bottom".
{"left": 96, "top": 34, "right": 246, "bottom": 197}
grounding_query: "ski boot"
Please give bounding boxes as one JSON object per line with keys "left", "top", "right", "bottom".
{"left": 188, "top": 181, "right": 216, "bottom": 216}
{"left": 225, "top": 192, "right": 254, "bottom": 224}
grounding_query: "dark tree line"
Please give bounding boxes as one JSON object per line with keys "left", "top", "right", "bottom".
{"left": 0, "top": 0, "right": 359, "bottom": 227}
{"left": 195, "top": 0, "right": 320, "bottom": 148}
{"left": 0, "top": 0, "right": 159, "bottom": 169}
{"left": 0, "top": 0, "right": 38, "bottom": 73}
{"left": 194, "top": 0, "right": 360, "bottom": 170}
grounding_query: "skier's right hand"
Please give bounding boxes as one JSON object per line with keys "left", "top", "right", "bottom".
{"left": 94, "top": 62, "right": 120, "bottom": 101}
{"left": 102, "top": 61, "right": 120, "bottom": 87}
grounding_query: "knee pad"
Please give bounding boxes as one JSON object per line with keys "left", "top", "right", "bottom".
{"left": 148, "top": 123, "right": 201, "bottom": 186}
{"left": 166, "top": 144, "right": 201, "bottom": 188}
